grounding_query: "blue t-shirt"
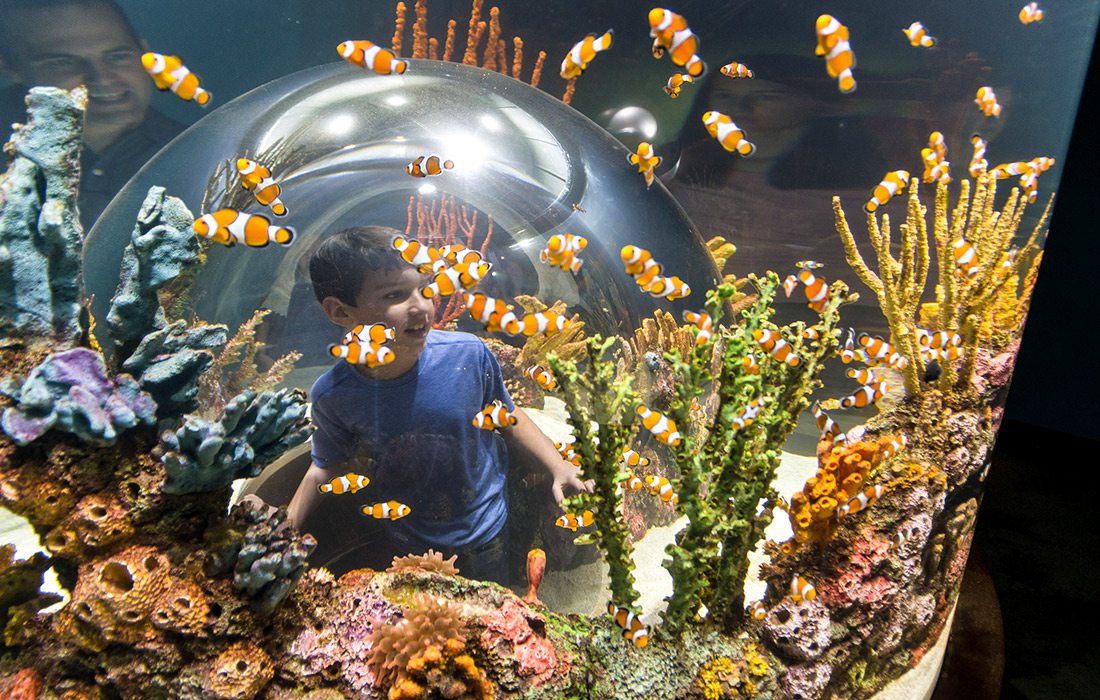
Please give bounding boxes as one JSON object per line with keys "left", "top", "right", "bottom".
{"left": 309, "top": 330, "right": 514, "bottom": 548}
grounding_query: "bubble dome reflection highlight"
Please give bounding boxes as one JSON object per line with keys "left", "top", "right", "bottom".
{"left": 85, "top": 60, "right": 718, "bottom": 381}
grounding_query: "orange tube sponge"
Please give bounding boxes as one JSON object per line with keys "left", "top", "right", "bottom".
{"left": 789, "top": 440, "right": 880, "bottom": 543}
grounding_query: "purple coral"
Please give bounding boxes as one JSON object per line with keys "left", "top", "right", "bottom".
{"left": 0, "top": 348, "right": 156, "bottom": 445}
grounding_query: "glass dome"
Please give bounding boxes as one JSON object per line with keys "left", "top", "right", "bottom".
{"left": 84, "top": 59, "right": 719, "bottom": 378}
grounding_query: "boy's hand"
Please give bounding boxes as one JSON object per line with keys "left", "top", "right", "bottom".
{"left": 551, "top": 460, "right": 594, "bottom": 507}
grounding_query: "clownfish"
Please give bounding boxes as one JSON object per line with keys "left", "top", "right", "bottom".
{"left": 797, "top": 268, "right": 830, "bottom": 313}
{"left": 555, "top": 441, "right": 581, "bottom": 466}
{"left": 918, "top": 330, "right": 962, "bottom": 351}
{"left": 620, "top": 449, "right": 650, "bottom": 468}
{"left": 192, "top": 209, "right": 295, "bottom": 248}
{"left": 141, "top": 52, "right": 211, "bottom": 106}
{"left": 815, "top": 15, "right": 857, "bottom": 94}
{"left": 989, "top": 161, "right": 1031, "bottom": 180}
{"left": 648, "top": 8, "right": 705, "bottom": 77}
{"left": 838, "top": 484, "right": 885, "bottom": 517}
{"left": 421, "top": 262, "right": 492, "bottom": 298}
{"left": 629, "top": 142, "right": 662, "bottom": 188}
{"left": 621, "top": 245, "right": 664, "bottom": 288}
{"left": 969, "top": 134, "right": 988, "bottom": 177}
{"left": 636, "top": 405, "right": 682, "bottom": 446}
{"left": 392, "top": 237, "right": 439, "bottom": 267}
{"left": 621, "top": 471, "right": 646, "bottom": 492}
{"left": 796, "top": 260, "right": 823, "bottom": 270}
{"left": 421, "top": 246, "right": 483, "bottom": 275}
{"left": 857, "top": 333, "right": 907, "bottom": 369}
{"left": 235, "top": 158, "right": 287, "bottom": 216}
{"left": 865, "top": 170, "right": 910, "bottom": 213}
{"left": 753, "top": 328, "right": 801, "bottom": 368}
{"left": 701, "top": 111, "right": 756, "bottom": 157}
{"left": 663, "top": 73, "right": 694, "bottom": 98}
{"left": 464, "top": 292, "right": 518, "bottom": 334}
{"left": 1019, "top": 2, "right": 1045, "bottom": 24}
{"left": 473, "top": 400, "right": 517, "bottom": 430}
{"left": 952, "top": 237, "right": 980, "bottom": 278}
{"left": 525, "top": 365, "right": 558, "bottom": 391}
{"left": 812, "top": 402, "right": 845, "bottom": 445}
{"left": 719, "top": 61, "right": 754, "bottom": 79}
{"left": 846, "top": 367, "right": 888, "bottom": 387}
{"left": 560, "top": 30, "right": 614, "bottom": 79}
{"left": 839, "top": 328, "right": 857, "bottom": 364}
{"left": 540, "top": 233, "right": 587, "bottom": 273}
{"left": 319, "top": 472, "right": 371, "bottom": 495}
{"left": 730, "top": 398, "right": 764, "bottom": 431}
{"left": 644, "top": 475, "right": 679, "bottom": 504}
{"left": 890, "top": 526, "right": 917, "bottom": 551}
{"left": 406, "top": 154, "right": 454, "bottom": 178}
{"left": 682, "top": 310, "right": 713, "bottom": 346}
{"left": 742, "top": 354, "right": 761, "bottom": 375}
{"left": 790, "top": 574, "right": 817, "bottom": 603}
{"left": 555, "top": 510, "right": 594, "bottom": 531}
{"left": 832, "top": 384, "right": 884, "bottom": 409}
{"left": 748, "top": 600, "right": 766, "bottom": 620}
{"left": 506, "top": 311, "right": 569, "bottom": 337}
{"left": 608, "top": 602, "right": 649, "bottom": 647}
{"left": 329, "top": 340, "right": 396, "bottom": 368}
{"left": 802, "top": 327, "right": 821, "bottom": 341}
{"left": 344, "top": 323, "right": 396, "bottom": 346}
{"left": 362, "top": 501, "right": 411, "bottom": 520}
{"left": 927, "top": 131, "right": 947, "bottom": 162}
{"left": 338, "top": 40, "right": 407, "bottom": 74}
{"left": 877, "top": 434, "right": 907, "bottom": 463}
{"left": 975, "top": 86, "right": 1002, "bottom": 118}
{"left": 644, "top": 274, "right": 691, "bottom": 300}
{"left": 783, "top": 274, "right": 800, "bottom": 298}
{"left": 902, "top": 22, "right": 936, "bottom": 48}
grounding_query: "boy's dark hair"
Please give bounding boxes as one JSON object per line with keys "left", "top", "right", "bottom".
{"left": 309, "top": 225, "right": 408, "bottom": 305}
{"left": 0, "top": 0, "right": 141, "bottom": 65}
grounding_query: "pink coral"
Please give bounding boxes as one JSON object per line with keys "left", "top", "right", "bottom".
{"left": 479, "top": 598, "right": 560, "bottom": 685}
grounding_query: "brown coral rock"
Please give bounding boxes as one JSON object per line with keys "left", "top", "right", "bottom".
{"left": 202, "top": 642, "right": 275, "bottom": 700}
{"left": 44, "top": 491, "right": 133, "bottom": 557}
{"left": 150, "top": 578, "right": 209, "bottom": 635}
{"left": 63, "top": 545, "right": 170, "bottom": 646}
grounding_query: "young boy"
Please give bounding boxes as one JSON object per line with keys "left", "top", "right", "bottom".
{"left": 287, "top": 225, "right": 587, "bottom": 584}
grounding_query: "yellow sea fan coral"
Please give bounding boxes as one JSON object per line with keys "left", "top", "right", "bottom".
{"left": 387, "top": 549, "right": 460, "bottom": 577}
{"left": 368, "top": 592, "right": 468, "bottom": 690}
{"left": 202, "top": 642, "right": 275, "bottom": 700}
{"left": 789, "top": 441, "right": 879, "bottom": 543}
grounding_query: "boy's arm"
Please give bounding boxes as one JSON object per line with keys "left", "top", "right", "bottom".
{"left": 287, "top": 461, "right": 331, "bottom": 528}
{"left": 503, "top": 407, "right": 592, "bottom": 506}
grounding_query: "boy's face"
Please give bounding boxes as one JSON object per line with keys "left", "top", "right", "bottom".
{"left": 339, "top": 267, "right": 436, "bottom": 358}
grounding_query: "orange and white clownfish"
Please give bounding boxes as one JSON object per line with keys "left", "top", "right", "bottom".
{"left": 865, "top": 170, "right": 910, "bottom": 213}
{"left": 815, "top": 15, "right": 857, "bottom": 94}
{"left": 629, "top": 142, "right": 662, "bottom": 188}
{"left": 621, "top": 471, "right": 646, "bottom": 491}
{"left": 890, "top": 526, "right": 917, "bottom": 551}
{"left": 902, "top": 22, "right": 936, "bottom": 48}
{"left": 783, "top": 274, "right": 799, "bottom": 298}
{"left": 790, "top": 574, "right": 817, "bottom": 603}
{"left": 235, "top": 158, "right": 287, "bottom": 216}
{"left": 344, "top": 323, "right": 396, "bottom": 346}
{"left": 392, "top": 236, "right": 439, "bottom": 267}
{"left": 319, "top": 472, "right": 371, "bottom": 495}
{"left": 917, "top": 329, "right": 962, "bottom": 351}
{"left": 663, "top": 72, "right": 694, "bottom": 98}
{"left": 473, "top": 399, "right": 517, "bottom": 430}
{"left": 846, "top": 366, "right": 889, "bottom": 388}
{"left": 927, "top": 131, "right": 947, "bottom": 162}
{"left": 952, "top": 237, "right": 980, "bottom": 278}
{"left": 141, "top": 52, "right": 211, "bottom": 106}
{"left": 648, "top": 8, "right": 706, "bottom": 77}
{"left": 406, "top": 154, "right": 454, "bottom": 178}
{"left": 989, "top": 161, "right": 1031, "bottom": 180}
{"left": 506, "top": 311, "right": 570, "bottom": 337}
{"left": 362, "top": 501, "right": 411, "bottom": 520}
{"left": 802, "top": 327, "right": 821, "bottom": 341}
{"left": 620, "top": 449, "right": 650, "bottom": 468}
{"left": 975, "top": 86, "right": 1002, "bottom": 118}
{"left": 719, "top": 61, "right": 754, "bottom": 79}
{"left": 748, "top": 600, "right": 766, "bottom": 620}
{"left": 877, "top": 434, "right": 907, "bottom": 463}
{"left": 682, "top": 310, "right": 713, "bottom": 346}
{"left": 643, "top": 274, "right": 691, "bottom": 300}
{"left": 608, "top": 602, "right": 649, "bottom": 647}
{"left": 560, "top": 30, "right": 614, "bottom": 79}
{"left": 753, "top": 328, "right": 801, "bottom": 368}
{"left": 621, "top": 245, "right": 664, "bottom": 285}
{"left": 730, "top": 398, "right": 764, "bottom": 431}
{"left": 1019, "top": 2, "right": 1045, "bottom": 24}
{"left": 701, "top": 111, "right": 756, "bottom": 157}
{"left": 337, "top": 40, "right": 408, "bottom": 75}
{"left": 421, "top": 261, "right": 492, "bottom": 298}
{"left": 541, "top": 233, "right": 587, "bottom": 272}
{"left": 421, "top": 246, "right": 482, "bottom": 275}
{"left": 636, "top": 405, "right": 682, "bottom": 446}
{"left": 797, "top": 268, "right": 830, "bottom": 313}
{"left": 555, "top": 441, "right": 581, "bottom": 466}
{"left": 837, "top": 484, "right": 885, "bottom": 517}
{"left": 329, "top": 340, "right": 396, "bottom": 368}
{"left": 524, "top": 365, "right": 558, "bottom": 391}
{"left": 644, "top": 475, "right": 679, "bottom": 504}
{"left": 836, "top": 383, "right": 884, "bottom": 409}
{"left": 812, "top": 402, "right": 845, "bottom": 445}
{"left": 464, "top": 292, "right": 518, "bottom": 334}
{"left": 192, "top": 209, "right": 295, "bottom": 248}
{"left": 969, "top": 134, "right": 988, "bottom": 176}
{"left": 742, "top": 354, "right": 761, "bottom": 374}
{"left": 555, "top": 509, "right": 594, "bottom": 531}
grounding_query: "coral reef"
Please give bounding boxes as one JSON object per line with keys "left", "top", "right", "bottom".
{"left": 367, "top": 591, "right": 468, "bottom": 688}
{"left": 202, "top": 642, "right": 275, "bottom": 700}
{"left": 788, "top": 440, "right": 880, "bottom": 544}
{"left": 118, "top": 318, "right": 228, "bottom": 416}
{"left": 387, "top": 549, "right": 461, "bottom": 577}
{"left": 0, "top": 546, "right": 60, "bottom": 647}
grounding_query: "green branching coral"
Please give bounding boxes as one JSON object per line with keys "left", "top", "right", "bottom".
{"left": 548, "top": 336, "right": 640, "bottom": 608}
{"left": 660, "top": 273, "right": 851, "bottom": 634}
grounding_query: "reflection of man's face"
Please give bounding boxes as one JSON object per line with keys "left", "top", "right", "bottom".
{"left": 2, "top": 4, "right": 153, "bottom": 151}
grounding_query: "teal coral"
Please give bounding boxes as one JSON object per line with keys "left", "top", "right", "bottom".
{"left": 106, "top": 186, "right": 202, "bottom": 359}
{"left": 0, "top": 87, "right": 84, "bottom": 346}
{"left": 120, "top": 319, "right": 228, "bottom": 415}
{"left": 158, "top": 387, "right": 312, "bottom": 494}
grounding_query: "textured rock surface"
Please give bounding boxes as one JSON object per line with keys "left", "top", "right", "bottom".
{"left": 762, "top": 598, "right": 833, "bottom": 662}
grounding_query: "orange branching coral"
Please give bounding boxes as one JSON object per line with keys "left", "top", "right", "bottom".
{"left": 443, "top": 19, "right": 457, "bottom": 62}
{"left": 462, "top": 0, "right": 483, "bottom": 66}
{"left": 44, "top": 491, "right": 133, "bottom": 557}
{"left": 412, "top": 0, "right": 429, "bottom": 59}
{"left": 367, "top": 592, "right": 467, "bottom": 690}
{"left": 530, "top": 51, "right": 546, "bottom": 87}
{"left": 512, "top": 37, "right": 523, "bottom": 79}
{"left": 390, "top": 638, "right": 493, "bottom": 700}
{"left": 482, "top": 7, "right": 501, "bottom": 72}
{"left": 789, "top": 440, "right": 881, "bottom": 543}
{"left": 562, "top": 78, "right": 576, "bottom": 106}
{"left": 387, "top": 549, "right": 460, "bottom": 577}
{"left": 392, "top": 2, "right": 406, "bottom": 55}
{"left": 202, "top": 642, "right": 275, "bottom": 700}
